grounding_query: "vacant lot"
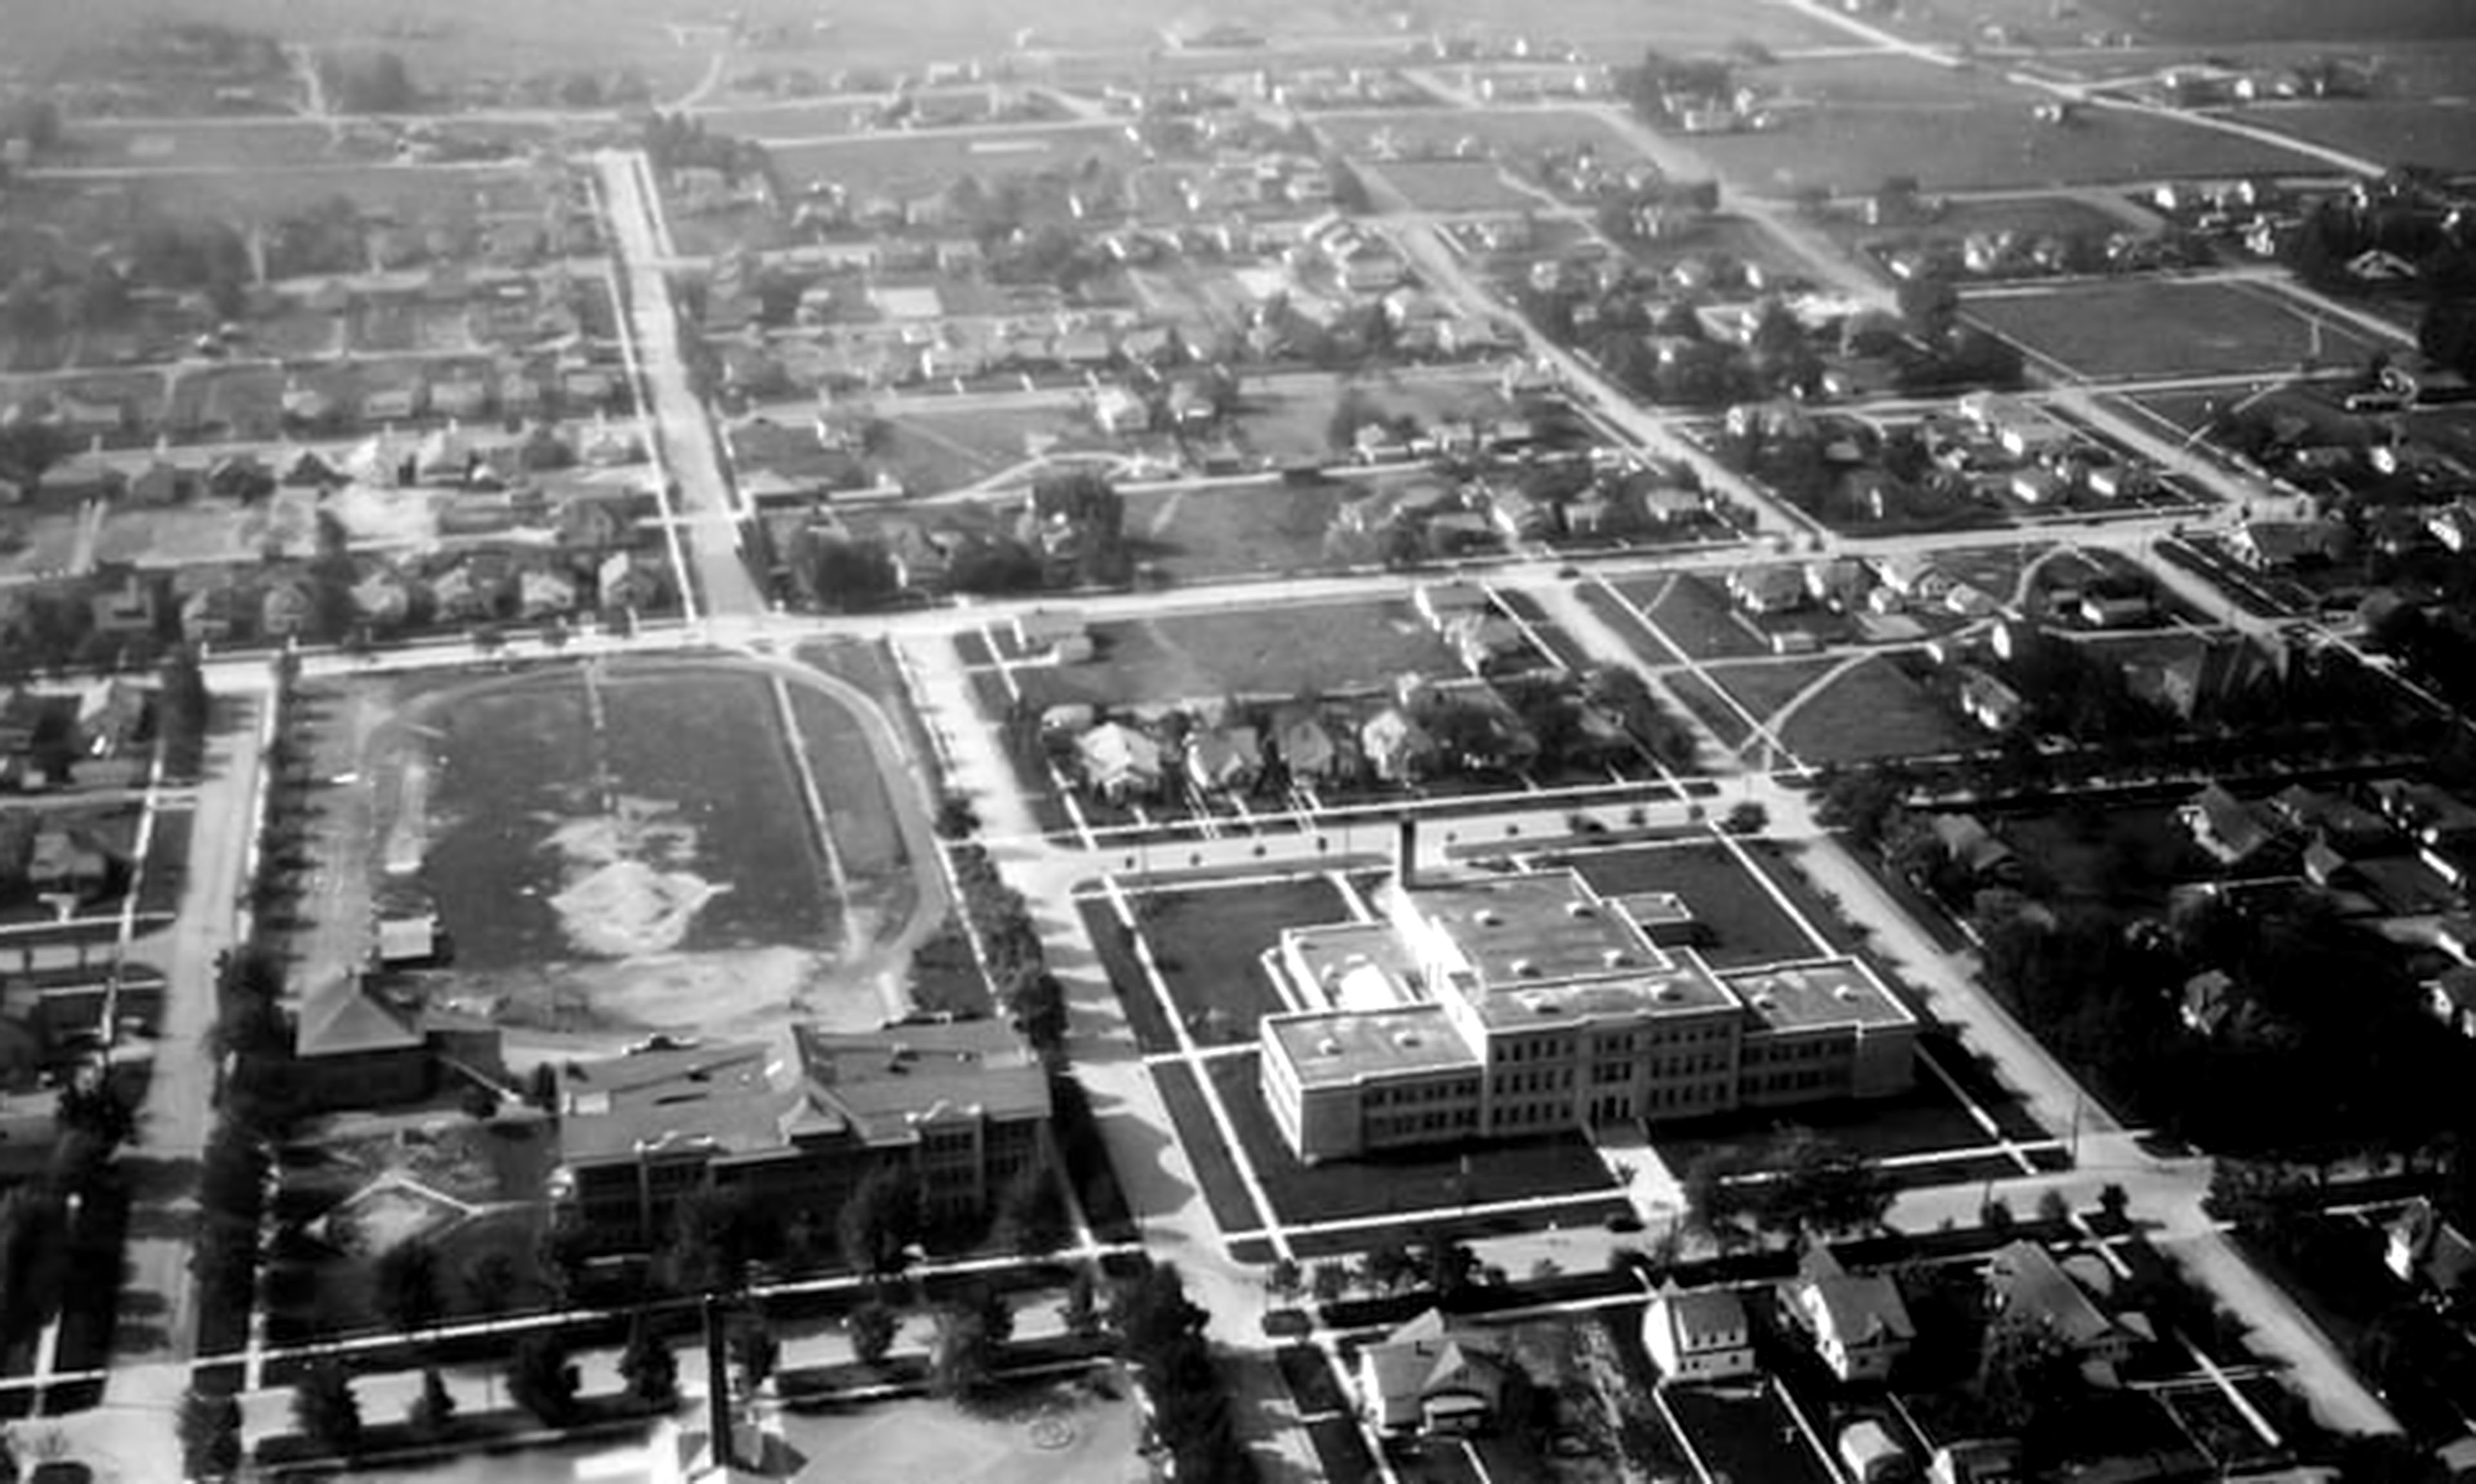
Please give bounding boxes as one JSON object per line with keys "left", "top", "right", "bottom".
{"left": 1012, "top": 600, "right": 1461, "bottom": 711}
{"left": 1606, "top": 572, "right": 1770, "bottom": 661}
{"left": 775, "top": 1375, "right": 1140, "bottom": 1484}
{"left": 2086, "top": 0, "right": 2476, "bottom": 42}
{"left": 1319, "top": 107, "right": 1653, "bottom": 164}
{"left": 1687, "top": 57, "right": 2314, "bottom": 193}
{"left": 1566, "top": 841, "right": 1818, "bottom": 967}
{"left": 770, "top": 126, "right": 1138, "bottom": 197}
{"left": 1702, "top": 656, "right": 1843, "bottom": 731}
{"left": 1968, "top": 278, "right": 2395, "bottom": 380}
{"left": 2235, "top": 100, "right": 2475, "bottom": 168}
{"left": 1124, "top": 479, "right": 1352, "bottom": 583}
{"left": 1774, "top": 656, "right": 1971, "bottom": 765}
{"left": 1370, "top": 159, "right": 1538, "bottom": 213}
{"left": 1421, "top": 0, "right": 1845, "bottom": 54}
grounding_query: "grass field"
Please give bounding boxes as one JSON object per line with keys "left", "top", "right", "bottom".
{"left": 2085, "top": 0, "right": 2476, "bottom": 42}
{"left": 1566, "top": 841, "right": 1818, "bottom": 966}
{"left": 1967, "top": 278, "right": 2395, "bottom": 380}
{"left": 1610, "top": 572, "right": 1770, "bottom": 661}
{"left": 1663, "top": 670, "right": 1754, "bottom": 752}
{"left": 1702, "top": 656, "right": 1843, "bottom": 731}
{"left": 2236, "top": 99, "right": 2476, "bottom": 168}
{"left": 769, "top": 126, "right": 1139, "bottom": 196}
{"left": 1125, "top": 480, "right": 1353, "bottom": 583}
{"left": 1684, "top": 57, "right": 2317, "bottom": 193}
{"left": 101, "top": 162, "right": 564, "bottom": 222}
{"left": 1364, "top": 160, "right": 1539, "bottom": 213}
{"left": 1420, "top": 0, "right": 1847, "bottom": 54}
{"left": 1139, "top": 877, "right": 1347, "bottom": 1045}
{"left": 1317, "top": 107, "right": 1653, "bottom": 164}
{"left": 1773, "top": 656, "right": 1970, "bottom": 765}
{"left": 1010, "top": 600, "right": 1461, "bottom": 711}
{"left": 413, "top": 670, "right": 827, "bottom": 969}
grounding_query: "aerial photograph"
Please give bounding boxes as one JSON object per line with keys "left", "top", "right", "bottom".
{"left": 1, "top": 0, "right": 2475, "bottom": 1478}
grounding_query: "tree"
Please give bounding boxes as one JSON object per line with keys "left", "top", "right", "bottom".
{"left": 729, "top": 1311, "right": 781, "bottom": 1389}
{"left": 462, "top": 1251, "right": 520, "bottom": 1316}
{"left": 507, "top": 1334, "right": 580, "bottom": 1425}
{"left": 179, "top": 1387, "right": 243, "bottom": 1479}
{"left": 1976, "top": 1313, "right": 2083, "bottom": 1432}
{"left": 1762, "top": 1133, "right": 1895, "bottom": 1238}
{"left": 2096, "top": 1182, "right": 2131, "bottom": 1227}
{"left": 2036, "top": 1188, "right": 2074, "bottom": 1227}
{"left": 849, "top": 1300, "right": 899, "bottom": 1365}
{"left": 292, "top": 1360, "right": 364, "bottom": 1456}
{"left": 1265, "top": 1257, "right": 1302, "bottom": 1305}
{"left": 1896, "top": 272, "right": 1961, "bottom": 340}
{"left": 838, "top": 1164, "right": 921, "bottom": 1276}
{"left": 1681, "top": 1147, "right": 1758, "bottom": 1248}
{"left": 1416, "top": 1227, "right": 1479, "bottom": 1300}
{"left": 1060, "top": 1268, "right": 1103, "bottom": 1338}
{"left": 158, "top": 647, "right": 212, "bottom": 775}
{"left": 406, "top": 1366, "right": 457, "bottom": 1438}
{"left": 928, "top": 1302, "right": 997, "bottom": 1401}
{"left": 1358, "top": 1236, "right": 1417, "bottom": 1293}
{"left": 372, "top": 1242, "right": 444, "bottom": 1333}
{"left": 1309, "top": 1260, "right": 1350, "bottom": 1305}
{"left": 0, "top": 1189, "right": 64, "bottom": 1347}
{"left": 54, "top": 1073, "right": 137, "bottom": 1151}
{"left": 993, "top": 1159, "right": 1071, "bottom": 1256}
{"left": 620, "top": 1315, "right": 680, "bottom": 1408}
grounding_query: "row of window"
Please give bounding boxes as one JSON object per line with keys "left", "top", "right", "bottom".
{"left": 1491, "top": 1100, "right": 1567, "bottom": 1130}
{"left": 1744, "top": 1037, "right": 1847, "bottom": 1066}
{"left": 1744, "top": 1068, "right": 1842, "bottom": 1096}
{"left": 1494, "top": 1068, "right": 1573, "bottom": 1096}
{"left": 1371, "top": 1108, "right": 1479, "bottom": 1140}
{"left": 1366, "top": 1078, "right": 1480, "bottom": 1108}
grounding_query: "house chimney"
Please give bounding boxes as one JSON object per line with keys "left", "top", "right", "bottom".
{"left": 1395, "top": 815, "right": 1418, "bottom": 890}
{"left": 703, "top": 1295, "right": 734, "bottom": 1471}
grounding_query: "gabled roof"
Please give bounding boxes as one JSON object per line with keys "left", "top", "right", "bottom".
{"left": 1653, "top": 1281, "right": 1749, "bottom": 1351}
{"left": 1985, "top": 1240, "right": 2125, "bottom": 1349}
{"left": 1795, "top": 1245, "right": 1914, "bottom": 1349}
{"left": 1361, "top": 1307, "right": 1508, "bottom": 1411}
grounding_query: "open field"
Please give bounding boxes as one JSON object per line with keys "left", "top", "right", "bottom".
{"left": 1123, "top": 479, "right": 1353, "bottom": 583}
{"left": 1967, "top": 278, "right": 2395, "bottom": 380}
{"left": 1365, "top": 160, "right": 1539, "bottom": 213}
{"left": 2234, "top": 99, "right": 2476, "bottom": 166}
{"left": 1684, "top": 57, "right": 2317, "bottom": 193}
{"left": 769, "top": 126, "right": 1139, "bottom": 195}
{"left": 1564, "top": 840, "right": 1816, "bottom": 968}
{"left": 772, "top": 1375, "right": 1140, "bottom": 1484}
{"left": 1604, "top": 572, "right": 1770, "bottom": 661}
{"left": 331, "top": 659, "right": 919, "bottom": 1050}
{"left": 1315, "top": 107, "right": 1654, "bottom": 164}
{"left": 1773, "top": 656, "right": 1970, "bottom": 765}
{"left": 2084, "top": 0, "right": 2476, "bottom": 43}
{"left": 1009, "top": 600, "right": 1461, "bottom": 711}
{"left": 1701, "top": 657, "right": 1842, "bottom": 732}
{"left": 1419, "top": 0, "right": 1848, "bottom": 55}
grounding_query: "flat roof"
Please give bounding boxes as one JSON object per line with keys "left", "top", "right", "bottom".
{"left": 1463, "top": 953, "right": 1736, "bottom": 1030}
{"left": 1615, "top": 890, "right": 1696, "bottom": 927}
{"left": 1722, "top": 959, "right": 1915, "bottom": 1033}
{"left": 1266, "top": 1004, "right": 1478, "bottom": 1089}
{"left": 1284, "top": 921, "right": 1421, "bottom": 1007}
{"left": 1407, "top": 874, "right": 1668, "bottom": 988}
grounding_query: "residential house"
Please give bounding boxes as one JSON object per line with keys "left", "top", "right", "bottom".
{"left": 516, "top": 567, "right": 578, "bottom": 621}
{"left": 1727, "top": 564, "right": 1808, "bottom": 615}
{"left": 1077, "top": 722, "right": 1164, "bottom": 803}
{"left": 2125, "top": 635, "right": 2278, "bottom": 722}
{"left": 126, "top": 456, "right": 192, "bottom": 507}
{"left": 1956, "top": 668, "right": 2026, "bottom": 733}
{"left": 2179, "top": 784, "right": 2279, "bottom": 870}
{"left": 1786, "top": 1246, "right": 1915, "bottom": 1382}
{"left": 2180, "top": 970, "right": 2238, "bottom": 1037}
{"left": 259, "top": 574, "right": 318, "bottom": 639}
{"left": 1929, "top": 814, "right": 2019, "bottom": 883}
{"left": 205, "top": 454, "right": 275, "bottom": 502}
{"left": 2422, "top": 967, "right": 2476, "bottom": 1038}
{"left": 1360, "top": 707, "right": 1436, "bottom": 785}
{"left": 2386, "top": 1198, "right": 2476, "bottom": 1303}
{"left": 1641, "top": 1282, "right": 1756, "bottom": 1382}
{"left": 1842, "top": 1421, "right": 1912, "bottom": 1484}
{"left": 1274, "top": 709, "right": 1341, "bottom": 783}
{"left": 2229, "top": 518, "right": 2349, "bottom": 572}
{"left": 1186, "top": 726, "right": 1263, "bottom": 794}
{"left": 2263, "top": 786, "right": 2395, "bottom": 856}
{"left": 1984, "top": 1240, "right": 2151, "bottom": 1381}
{"left": 87, "top": 571, "right": 159, "bottom": 638}
{"left": 26, "top": 826, "right": 118, "bottom": 900}
{"left": 2369, "top": 780, "right": 2476, "bottom": 848}
{"left": 1357, "top": 1309, "right": 1509, "bottom": 1436}
{"left": 1931, "top": 1440, "right": 2025, "bottom": 1484}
